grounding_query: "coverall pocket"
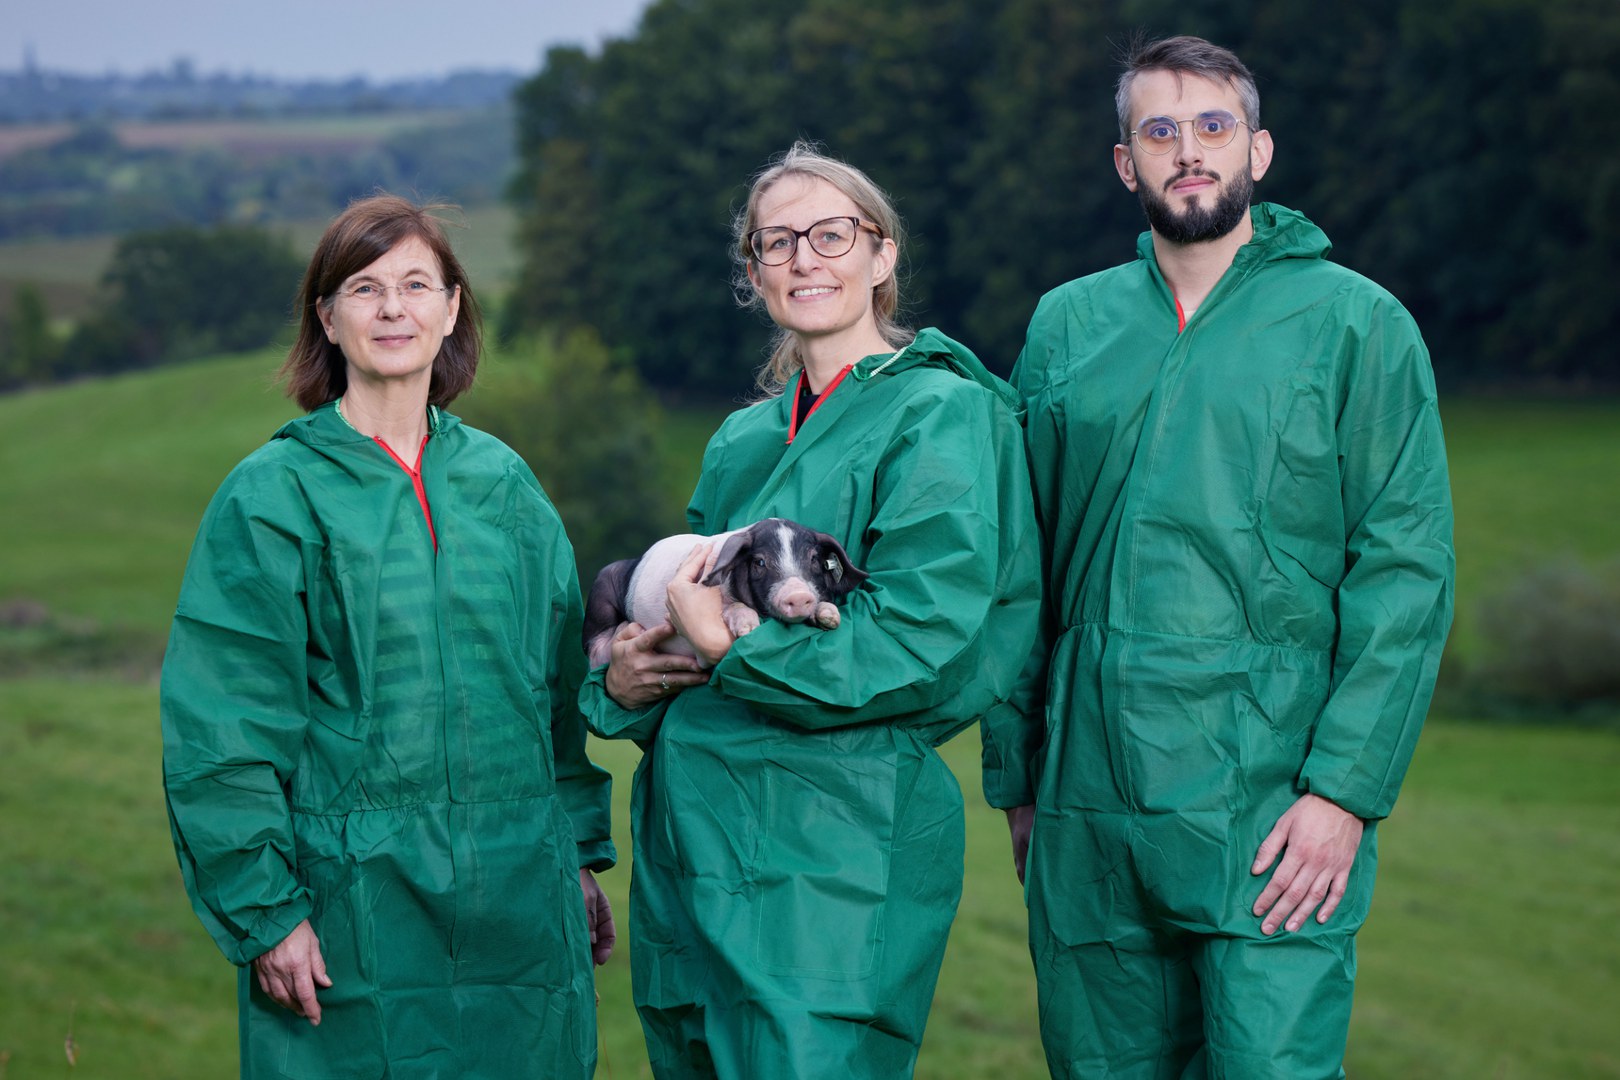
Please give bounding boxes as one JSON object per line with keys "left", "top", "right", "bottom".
{"left": 753, "top": 761, "right": 893, "bottom": 979}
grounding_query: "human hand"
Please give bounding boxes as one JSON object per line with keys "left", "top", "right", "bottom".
{"left": 579, "top": 869, "right": 616, "bottom": 966}
{"left": 1250, "top": 793, "right": 1365, "bottom": 935}
{"left": 1005, "top": 804, "right": 1035, "bottom": 886}
{"left": 603, "top": 621, "right": 708, "bottom": 709}
{"left": 665, "top": 543, "right": 734, "bottom": 667}
{"left": 251, "top": 919, "right": 332, "bottom": 1025}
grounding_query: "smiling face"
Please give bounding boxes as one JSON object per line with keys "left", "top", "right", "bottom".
{"left": 317, "top": 234, "right": 461, "bottom": 396}
{"left": 745, "top": 175, "right": 897, "bottom": 352}
{"left": 1113, "top": 69, "right": 1273, "bottom": 245}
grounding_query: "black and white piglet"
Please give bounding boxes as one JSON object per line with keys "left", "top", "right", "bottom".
{"left": 583, "top": 518, "right": 869, "bottom": 669}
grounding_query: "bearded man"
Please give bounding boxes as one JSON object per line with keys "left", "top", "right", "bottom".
{"left": 982, "top": 34, "right": 1455, "bottom": 1079}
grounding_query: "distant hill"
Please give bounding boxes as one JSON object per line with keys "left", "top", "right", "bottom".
{"left": 0, "top": 61, "right": 522, "bottom": 123}
{"left": 0, "top": 107, "right": 517, "bottom": 242}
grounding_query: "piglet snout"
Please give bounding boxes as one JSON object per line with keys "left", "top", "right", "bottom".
{"left": 771, "top": 579, "right": 820, "bottom": 621}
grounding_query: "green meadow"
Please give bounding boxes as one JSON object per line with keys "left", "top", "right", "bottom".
{"left": 1, "top": 354, "right": 1617, "bottom": 1077}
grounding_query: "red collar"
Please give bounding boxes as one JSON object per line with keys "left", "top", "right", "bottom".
{"left": 786, "top": 364, "right": 853, "bottom": 444}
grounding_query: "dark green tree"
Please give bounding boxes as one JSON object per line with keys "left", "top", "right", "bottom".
{"left": 503, "top": 47, "right": 609, "bottom": 342}
{"left": 949, "top": 0, "right": 1139, "bottom": 364}
{"left": 0, "top": 283, "right": 62, "bottom": 389}
{"left": 457, "top": 329, "right": 685, "bottom": 589}
{"left": 505, "top": 0, "right": 1620, "bottom": 392}
{"left": 1515, "top": 0, "right": 1620, "bottom": 381}
{"left": 508, "top": 0, "right": 995, "bottom": 395}
{"left": 64, "top": 224, "right": 304, "bottom": 375}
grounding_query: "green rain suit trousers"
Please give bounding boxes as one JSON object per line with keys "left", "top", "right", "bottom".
{"left": 989, "top": 206, "right": 1455, "bottom": 1079}
{"left": 582, "top": 328, "right": 1041, "bottom": 1080}
{"left": 162, "top": 404, "right": 614, "bottom": 1079}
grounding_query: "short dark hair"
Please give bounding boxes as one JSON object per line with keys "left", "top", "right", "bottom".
{"left": 280, "top": 194, "right": 482, "bottom": 411}
{"left": 1116, "top": 35, "right": 1260, "bottom": 142}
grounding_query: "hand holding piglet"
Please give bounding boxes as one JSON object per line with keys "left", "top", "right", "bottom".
{"left": 603, "top": 619, "right": 710, "bottom": 709}
{"left": 666, "top": 543, "right": 738, "bottom": 668}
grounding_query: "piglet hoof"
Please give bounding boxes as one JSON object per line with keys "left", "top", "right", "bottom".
{"left": 723, "top": 604, "right": 761, "bottom": 638}
{"left": 813, "top": 602, "right": 841, "bottom": 630}
{"left": 585, "top": 626, "right": 624, "bottom": 671}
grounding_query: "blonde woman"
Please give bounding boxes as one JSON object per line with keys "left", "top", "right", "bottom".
{"left": 582, "top": 144, "right": 1041, "bottom": 1079}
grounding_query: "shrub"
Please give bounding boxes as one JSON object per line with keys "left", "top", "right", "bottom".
{"left": 458, "top": 328, "right": 685, "bottom": 592}
{"left": 0, "top": 282, "right": 62, "bottom": 389}
{"left": 1470, "top": 556, "right": 1620, "bottom": 709}
{"left": 0, "top": 598, "right": 163, "bottom": 678}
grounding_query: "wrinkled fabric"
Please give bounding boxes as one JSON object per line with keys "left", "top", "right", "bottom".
{"left": 581, "top": 328, "right": 1041, "bottom": 1080}
{"left": 162, "top": 402, "right": 613, "bottom": 1080}
{"left": 1002, "top": 205, "right": 1455, "bottom": 1078}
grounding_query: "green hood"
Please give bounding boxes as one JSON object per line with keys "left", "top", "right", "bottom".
{"left": 1135, "top": 201, "right": 1333, "bottom": 269}
{"left": 852, "top": 326, "right": 1022, "bottom": 415}
{"left": 271, "top": 400, "right": 461, "bottom": 451}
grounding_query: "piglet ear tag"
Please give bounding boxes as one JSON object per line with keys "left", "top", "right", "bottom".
{"left": 824, "top": 555, "right": 843, "bottom": 582}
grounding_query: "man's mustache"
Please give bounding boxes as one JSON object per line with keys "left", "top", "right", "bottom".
{"left": 1165, "top": 167, "right": 1221, "bottom": 192}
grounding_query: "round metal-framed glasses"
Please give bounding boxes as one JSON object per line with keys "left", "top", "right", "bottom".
{"left": 335, "top": 281, "right": 452, "bottom": 306}
{"left": 1131, "top": 110, "right": 1249, "bottom": 155}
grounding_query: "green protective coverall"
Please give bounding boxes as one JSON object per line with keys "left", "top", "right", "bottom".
{"left": 580, "top": 328, "right": 1041, "bottom": 1080}
{"left": 161, "top": 403, "right": 614, "bottom": 1080}
{"left": 986, "top": 206, "right": 1455, "bottom": 1078}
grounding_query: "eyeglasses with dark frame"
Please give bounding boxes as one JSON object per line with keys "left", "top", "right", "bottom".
{"left": 1130, "top": 110, "right": 1249, "bottom": 155}
{"left": 747, "top": 217, "right": 883, "bottom": 266}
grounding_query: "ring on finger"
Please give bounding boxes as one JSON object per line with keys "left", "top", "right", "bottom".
{"left": 660, "top": 674, "right": 670, "bottom": 692}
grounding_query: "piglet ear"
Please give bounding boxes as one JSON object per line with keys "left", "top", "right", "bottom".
{"left": 815, "top": 533, "right": 870, "bottom": 595}
{"left": 702, "top": 531, "right": 752, "bottom": 587}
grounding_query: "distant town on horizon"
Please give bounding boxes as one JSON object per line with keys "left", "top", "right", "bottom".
{"left": 2, "top": 49, "right": 523, "bottom": 123}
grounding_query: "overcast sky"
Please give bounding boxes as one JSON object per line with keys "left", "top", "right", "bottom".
{"left": 5, "top": 0, "right": 654, "bottom": 81}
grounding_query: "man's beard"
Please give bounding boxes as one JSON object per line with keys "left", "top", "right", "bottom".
{"left": 1138, "top": 166, "right": 1253, "bottom": 244}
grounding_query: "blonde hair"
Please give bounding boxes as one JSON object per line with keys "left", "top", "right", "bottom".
{"left": 732, "top": 142, "right": 909, "bottom": 396}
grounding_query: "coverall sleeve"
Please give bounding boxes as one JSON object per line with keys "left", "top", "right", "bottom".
{"left": 981, "top": 342, "right": 1059, "bottom": 808}
{"left": 160, "top": 468, "right": 316, "bottom": 966}
{"left": 508, "top": 464, "right": 615, "bottom": 870}
{"left": 549, "top": 550, "right": 617, "bottom": 871}
{"left": 709, "top": 384, "right": 1040, "bottom": 739}
{"left": 578, "top": 463, "right": 720, "bottom": 745}
{"left": 578, "top": 669, "right": 671, "bottom": 744}
{"left": 1298, "top": 303, "right": 1455, "bottom": 820}
{"left": 978, "top": 341, "right": 1069, "bottom": 806}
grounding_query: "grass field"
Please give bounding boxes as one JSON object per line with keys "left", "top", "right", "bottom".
{"left": 0, "top": 362, "right": 1590, "bottom": 660}
{"left": 1, "top": 354, "right": 1617, "bottom": 1077}
{"left": 2, "top": 683, "right": 1616, "bottom": 1079}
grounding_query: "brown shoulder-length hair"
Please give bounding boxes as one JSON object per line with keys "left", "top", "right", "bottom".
{"left": 280, "top": 194, "right": 483, "bottom": 410}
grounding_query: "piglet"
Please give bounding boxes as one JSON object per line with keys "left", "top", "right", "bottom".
{"left": 583, "top": 518, "right": 870, "bottom": 669}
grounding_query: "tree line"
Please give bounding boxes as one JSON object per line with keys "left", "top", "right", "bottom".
{"left": 502, "top": 0, "right": 1620, "bottom": 393}
{"left": 0, "top": 227, "right": 306, "bottom": 388}
{"left": 7, "top": 0, "right": 1613, "bottom": 396}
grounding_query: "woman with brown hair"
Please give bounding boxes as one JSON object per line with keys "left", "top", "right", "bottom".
{"left": 161, "top": 194, "right": 616, "bottom": 1078}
